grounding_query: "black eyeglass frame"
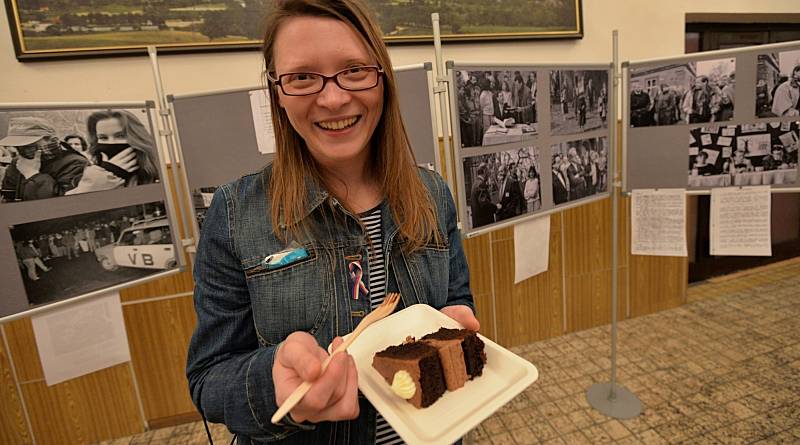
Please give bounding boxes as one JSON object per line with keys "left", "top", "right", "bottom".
{"left": 267, "top": 65, "right": 385, "bottom": 96}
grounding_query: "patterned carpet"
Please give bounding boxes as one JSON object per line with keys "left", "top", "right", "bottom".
{"left": 97, "top": 259, "right": 800, "bottom": 444}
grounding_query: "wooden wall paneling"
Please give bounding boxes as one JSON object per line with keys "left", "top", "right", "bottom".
{"left": 463, "top": 234, "right": 496, "bottom": 342}
{"left": 3, "top": 319, "right": 43, "bottom": 382}
{"left": 565, "top": 273, "right": 593, "bottom": 332}
{"left": 0, "top": 328, "right": 31, "bottom": 445}
{"left": 20, "top": 363, "right": 143, "bottom": 445}
{"left": 629, "top": 255, "right": 688, "bottom": 317}
{"left": 563, "top": 198, "right": 615, "bottom": 333}
{"left": 119, "top": 270, "right": 194, "bottom": 303}
{"left": 490, "top": 216, "right": 565, "bottom": 347}
{"left": 590, "top": 269, "right": 612, "bottom": 328}
{"left": 545, "top": 213, "right": 566, "bottom": 340}
{"left": 123, "top": 295, "right": 198, "bottom": 422}
{"left": 491, "top": 234, "right": 517, "bottom": 347}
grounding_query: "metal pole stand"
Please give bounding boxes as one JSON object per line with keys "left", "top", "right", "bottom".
{"left": 587, "top": 381, "right": 642, "bottom": 419}
{"left": 586, "top": 30, "right": 642, "bottom": 420}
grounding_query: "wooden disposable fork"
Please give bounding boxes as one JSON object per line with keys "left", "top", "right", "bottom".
{"left": 271, "top": 292, "right": 401, "bottom": 424}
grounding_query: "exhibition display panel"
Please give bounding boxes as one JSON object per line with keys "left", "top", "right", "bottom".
{"left": 0, "top": 102, "right": 183, "bottom": 320}
{"left": 624, "top": 40, "right": 800, "bottom": 192}
{"left": 448, "top": 62, "right": 615, "bottom": 235}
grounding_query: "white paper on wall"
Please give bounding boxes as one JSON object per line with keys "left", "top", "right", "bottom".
{"left": 631, "top": 189, "right": 687, "bottom": 257}
{"left": 249, "top": 88, "right": 276, "bottom": 154}
{"left": 31, "top": 292, "right": 131, "bottom": 386}
{"left": 710, "top": 186, "right": 772, "bottom": 256}
{"left": 718, "top": 136, "right": 732, "bottom": 147}
{"left": 513, "top": 215, "right": 550, "bottom": 284}
{"left": 701, "top": 134, "right": 712, "bottom": 146}
{"left": 721, "top": 127, "right": 736, "bottom": 136}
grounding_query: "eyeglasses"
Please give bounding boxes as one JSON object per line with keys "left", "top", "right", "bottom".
{"left": 268, "top": 65, "right": 384, "bottom": 96}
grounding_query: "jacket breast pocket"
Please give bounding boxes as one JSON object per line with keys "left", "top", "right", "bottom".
{"left": 406, "top": 243, "right": 449, "bottom": 308}
{"left": 243, "top": 246, "right": 333, "bottom": 345}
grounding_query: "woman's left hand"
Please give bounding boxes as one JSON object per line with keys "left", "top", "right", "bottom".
{"left": 102, "top": 147, "right": 139, "bottom": 173}
{"left": 440, "top": 305, "right": 480, "bottom": 331}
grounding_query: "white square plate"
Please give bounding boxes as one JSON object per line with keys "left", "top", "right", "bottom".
{"left": 345, "top": 304, "right": 539, "bottom": 445}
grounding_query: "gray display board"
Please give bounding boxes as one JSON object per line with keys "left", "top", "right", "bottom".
{"left": 449, "top": 62, "right": 615, "bottom": 235}
{"left": 169, "top": 63, "right": 439, "bottom": 237}
{"left": 0, "top": 103, "right": 183, "bottom": 321}
{"left": 624, "top": 40, "right": 800, "bottom": 192}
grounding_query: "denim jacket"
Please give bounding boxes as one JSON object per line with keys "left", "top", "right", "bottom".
{"left": 186, "top": 165, "right": 474, "bottom": 444}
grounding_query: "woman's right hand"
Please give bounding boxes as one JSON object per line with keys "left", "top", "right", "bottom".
{"left": 272, "top": 332, "right": 359, "bottom": 423}
{"left": 102, "top": 147, "right": 139, "bottom": 173}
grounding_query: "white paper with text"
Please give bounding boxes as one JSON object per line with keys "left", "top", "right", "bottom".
{"left": 710, "top": 186, "right": 772, "bottom": 256}
{"left": 32, "top": 292, "right": 131, "bottom": 386}
{"left": 631, "top": 189, "right": 687, "bottom": 257}
{"left": 249, "top": 89, "right": 276, "bottom": 154}
{"left": 514, "top": 215, "right": 550, "bottom": 283}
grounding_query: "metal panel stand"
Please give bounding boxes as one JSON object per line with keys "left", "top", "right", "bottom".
{"left": 586, "top": 30, "right": 642, "bottom": 420}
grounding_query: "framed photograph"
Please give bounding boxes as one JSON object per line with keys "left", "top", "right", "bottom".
{"left": 756, "top": 49, "right": 800, "bottom": 118}
{"left": 9, "top": 200, "right": 176, "bottom": 307}
{"left": 462, "top": 145, "right": 542, "bottom": 231}
{"left": 549, "top": 69, "right": 609, "bottom": 136}
{"left": 5, "top": 0, "right": 582, "bottom": 61}
{"left": 687, "top": 122, "right": 799, "bottom": 189}
{"left": 551, "top": 136, "right": 608, "bottom": 205}
{"left": 0, "top": 106, "right": 159, "bottom": 203}
{"left": 454, "top": 68, "right": 539, "bottom": 149}
{"left": 629, "top": 57, "right": 736, "bottom": 127}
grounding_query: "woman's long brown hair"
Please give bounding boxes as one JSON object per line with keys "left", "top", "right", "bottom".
{"left": 262, "top": 0, "right": 439, "bottom": 252}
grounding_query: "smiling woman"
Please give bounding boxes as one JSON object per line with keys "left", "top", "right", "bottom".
{"left": 185, "top": 1, "right": 478, "bottom": 444}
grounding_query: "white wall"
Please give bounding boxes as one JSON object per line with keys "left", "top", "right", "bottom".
{"left": 2, "top": 0, "right": 798, "bottom": 103}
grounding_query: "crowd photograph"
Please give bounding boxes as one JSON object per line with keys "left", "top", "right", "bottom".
{"left": 551, "top": 136, "right": 609, "bottom": 205}
{"left": 463, "top": 146, "right": 541, "bottom": 230}
{"left": 0, "top": 108, "right": 160, "bottom": 203}
{"left": 549, "top": 69, "right": 609, "bottom": 135}
{"left": 10, "top": 201, "right": 173, "bottom": 306}
{"left": 455, "top": 69, "right": 538, "bottom": 148}
{"left": 756, "top": 49, "right": 800, "bottom": 118}
{"left": 688, "top": 121, "right": 799, "bottom": 188}
{"left": 630, "top": 57, "right": 736, "bottom": 127}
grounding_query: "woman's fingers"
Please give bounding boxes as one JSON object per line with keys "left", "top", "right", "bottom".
{"left": 107, "top": 148, "right": 140, "bottom": 172}
{"left": 301, "top": 352, "right": 359, "bottom": 422}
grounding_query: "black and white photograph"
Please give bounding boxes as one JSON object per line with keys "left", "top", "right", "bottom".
{"left": 0, "top": 107, "right": 160, "bottom": 203}
{"left": 756, "top": 49, "right": 800, "bottom": 118}
{"left": 191, "top": 186, "right": 219, "bottom": 230}
{"left": 10, "top": 201, "right": 175, "bottom": 306}
{"left": 688, "top": 121, "right": 799, "bottom": 188}
{"left": 630, "top": 57, "right": 736, "bottom": 127}
{"left": 551, "top": 136, "right": 609, "bottom": 205}
{"left": 549, "top": 70, "right": 609, "bottom": 135}
{"left": 463, "top": 146, "right": 542, "bottom": 230}
{"left": 455, "top": 69, "right": 538, "bottom": 148}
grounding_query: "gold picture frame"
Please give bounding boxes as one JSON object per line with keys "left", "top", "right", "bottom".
{"left": 5, "top": 0, "right": 582, "bottom": 61}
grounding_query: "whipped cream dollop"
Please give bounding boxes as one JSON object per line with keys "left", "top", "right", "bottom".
{"left": 390, "top": 370, "right": 416, "bottom": 399}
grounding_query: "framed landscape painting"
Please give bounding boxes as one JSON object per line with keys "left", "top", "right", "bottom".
{"left": 5, "top": 0, "right": 582, "bottom": 61}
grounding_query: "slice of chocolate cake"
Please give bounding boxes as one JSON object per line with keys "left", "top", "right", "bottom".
{"left": 421, "top": 328, "right": 487, "bottom": 380}
{"left": 419, "top": 335, "right": 468, "bottom": 391}
{"left": 372, "top": 342, "right": 447, "bottom": 408}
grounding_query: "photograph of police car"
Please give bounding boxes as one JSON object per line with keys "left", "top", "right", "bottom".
{"left": 10, "top": 201, "right": 174, "bottom": 306}
{"left": 95, "top": 216, "right": 175, "bottom": 271}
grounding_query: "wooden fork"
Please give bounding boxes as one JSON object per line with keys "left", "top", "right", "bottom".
{"left": 271, "top": 292, "right": 401, "bottom": 424}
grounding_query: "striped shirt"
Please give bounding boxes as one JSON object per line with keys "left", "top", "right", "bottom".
{"left": 361, "top": 206, "right": 404, "bottom": 445}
